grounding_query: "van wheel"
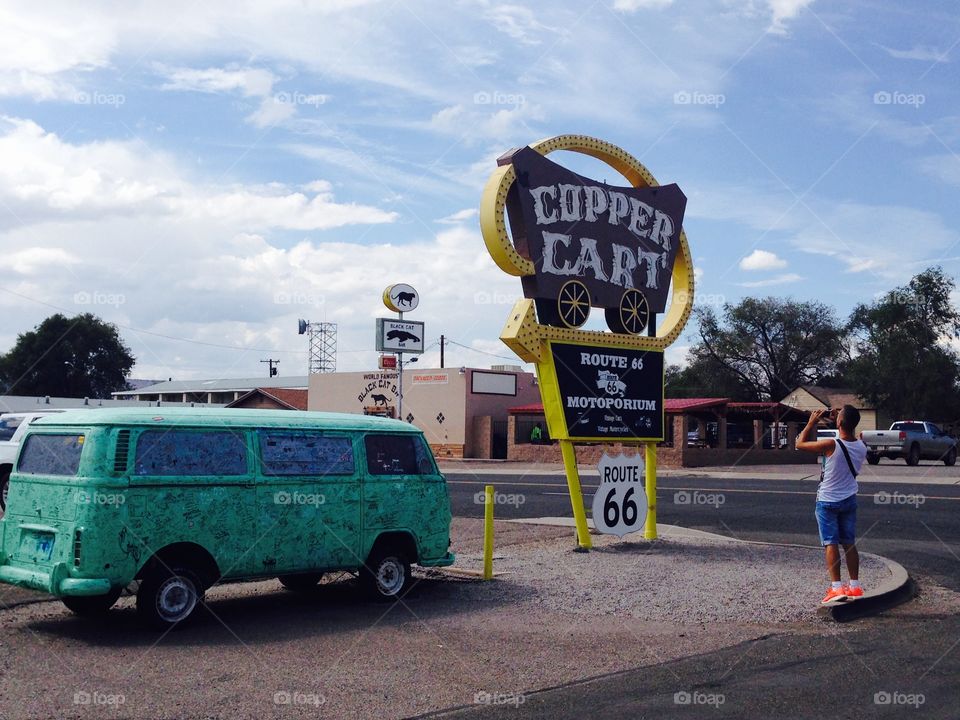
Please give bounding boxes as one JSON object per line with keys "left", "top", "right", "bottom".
{"left": 62, "top": 587, "right": 123, "bottom": 616}
{"left": 137, "top": 566, "right": 204, "bottom": 629}
{"left": 945, "top": 448, "right": 957, "bottom": 466}
{"left": 906, "top": 444, "right": 921, "bottom": 466}
{"left": 278, "top": 573, "right": 323, "bottom": 592}
{"left": 866, "top": 454, "right": 880, "bottom": 465}
{"left": 361, "top": 550, "right": 411, "bottom": 601}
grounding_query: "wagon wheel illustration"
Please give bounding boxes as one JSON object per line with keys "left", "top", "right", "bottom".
{"left": 605, "top": 288, "right": 649, "bottom": 335}
{"left": 557, "top": 280, "right": 591, "bottom": 328}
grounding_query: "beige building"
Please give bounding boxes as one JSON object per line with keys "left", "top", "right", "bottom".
{"left": 780, "top": 385, "right": 878, "bottom": 431}
{"left": 308, "top": 366, "right": 540, "bottom": 459}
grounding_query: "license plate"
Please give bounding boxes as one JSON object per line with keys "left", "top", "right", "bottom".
{"left": 18, "top": 531, "right": 55, "bottom": 563}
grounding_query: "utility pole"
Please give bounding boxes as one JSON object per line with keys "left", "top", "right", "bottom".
{"left": 260, "top": 358, "right": 279, "bottom": 377}
{"left": 440, "top": 334, "right": 445, "bottom": 368}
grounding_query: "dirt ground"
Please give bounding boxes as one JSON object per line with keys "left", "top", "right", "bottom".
{"left": 0, "top": 519, "right": 935, "bottom": 720}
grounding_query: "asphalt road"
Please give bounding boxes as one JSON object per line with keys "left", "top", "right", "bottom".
{"left": 440, "top": 470, "right": 960, "bottom": 719}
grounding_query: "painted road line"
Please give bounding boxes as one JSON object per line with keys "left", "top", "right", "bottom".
{"left": 446, "top": 479, "right": 960, "bottom": 501}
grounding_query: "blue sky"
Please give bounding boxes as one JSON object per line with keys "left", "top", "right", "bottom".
{"left": 0, "top": 0, "right": 958, "bottom": 382}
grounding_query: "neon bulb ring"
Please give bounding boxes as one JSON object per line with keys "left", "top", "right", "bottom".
{"left": 480, "top": 134, "right": 695, "bottom": 343}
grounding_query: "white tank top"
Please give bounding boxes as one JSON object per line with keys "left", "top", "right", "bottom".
{"left": 818, "top": 438, "right": 865, "bottom": 502}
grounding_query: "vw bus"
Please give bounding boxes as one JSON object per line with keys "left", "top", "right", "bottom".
{"left": 0, "top": 407, "right": 454, "bottom": 628}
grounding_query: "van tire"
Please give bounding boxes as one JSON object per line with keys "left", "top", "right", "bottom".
{"left": 137, "top": 566, "right": 204, "bottom": 629}
{"left": 278, "top": 573, "right": 323, "bottom": 592}
{"left": 906, "top": 444, "right": 921, "bottom": 466}
{"left": 62, "top": 587, "right": 123, "bottom": 616}
{"left": 361, "top": 549, "right": 411, "bottom": 601}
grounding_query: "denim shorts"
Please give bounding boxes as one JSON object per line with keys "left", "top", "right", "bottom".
{"left": 815, "top": 494, "right": 857, "bottom": 546}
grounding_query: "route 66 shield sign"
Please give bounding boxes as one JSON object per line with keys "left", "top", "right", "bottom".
{"left": 591, "top": 452, "right": 647, "bottom": 538}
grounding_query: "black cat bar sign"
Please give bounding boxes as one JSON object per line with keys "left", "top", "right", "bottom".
{"left": 376, "top": 318, "right": 425, "bottom": 353}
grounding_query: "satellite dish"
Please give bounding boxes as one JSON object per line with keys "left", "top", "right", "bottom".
{"left": 297, "top": 319, "right": 307, "bottom": 335}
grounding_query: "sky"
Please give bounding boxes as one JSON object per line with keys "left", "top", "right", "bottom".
{"left": 0, "top": 0, "right": 958, "bottom": 384}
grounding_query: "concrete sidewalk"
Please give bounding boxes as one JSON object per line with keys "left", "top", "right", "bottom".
{"left": 439, "top": 459, "right": 960, "bottom": 486}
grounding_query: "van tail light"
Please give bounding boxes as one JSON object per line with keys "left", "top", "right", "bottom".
{"left": 73, "top": 529, "right": 82, "bottom": 567}
{"left": 899, "top": 431, "right": 906, "bottom": 441}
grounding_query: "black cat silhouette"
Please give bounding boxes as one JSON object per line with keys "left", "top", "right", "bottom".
{"left": 386, "top": 329, "right": 420, "bottom": 343}
{"left": 371, "top": 393, "right": 389, "bottom": 406}
{"left": 392, "top": 291, "right": 416, "bottom": 307}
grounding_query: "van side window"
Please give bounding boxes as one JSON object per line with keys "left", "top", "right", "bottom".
{"left": 134, "top": 430, "right": 247, "bottom": 476}
{"left": 365, "top": 434, "right": 418, "bottom": 475}
{"left": 259, "top": 432, "right": 354, "bottom": 476}
{"left": 18, "top": 434, "right": 85, "bottom": 476}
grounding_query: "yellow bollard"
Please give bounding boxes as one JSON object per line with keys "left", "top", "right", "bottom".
{"left": 560, "top": 440, "right": 593, "bottom": 550}
{"left": 482, "top": 484, "right": 494, "bottom": 580}
{"left": 644, "top": 441, "right": 657, "bottom": 540}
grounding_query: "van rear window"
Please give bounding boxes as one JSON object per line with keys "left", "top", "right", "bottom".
{"left": 365, "top": 434, "right": 435, "bottom": 475}
{"left": 259, "top": 432, "right": 354, "bottom": 476}
{"left": 134, "top": 430, "right": 247, "bottom": 476}
{"left": 18, "top": 434, "right": 85, "bottom": 476}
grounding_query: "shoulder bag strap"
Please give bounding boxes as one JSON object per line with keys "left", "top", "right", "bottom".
{"left": 836, "top": 439, "right": 859, "bottom": 478}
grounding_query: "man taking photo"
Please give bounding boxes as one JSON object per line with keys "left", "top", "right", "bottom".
{"left": 796, "top": 405, "right": 868, "bottom": 605}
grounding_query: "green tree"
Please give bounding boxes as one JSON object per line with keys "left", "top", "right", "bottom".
{"left": 0, "top": 313, "right": 135, "bottom": 397}
{"left": 665, "top": 354, "right": 758, "bottom": 400}
{"left": 692, "top": 298, "right": 846, "bottom": 401}
{"left": 844, "top": 267, "right": 960, "bottom": 421}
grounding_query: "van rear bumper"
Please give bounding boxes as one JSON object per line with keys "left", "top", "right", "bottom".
{"left": 0, "top": 562, "right": 112, "bottom": 597}
{"left": 419, "top": 552, "right": 455, "bottom": 568}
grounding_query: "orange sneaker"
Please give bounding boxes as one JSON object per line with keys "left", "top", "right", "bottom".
{"left": 844, "top": 585, "right": 864, "bottom": 599}
{"left": 821, "top": 586, "right": 848, "bottom": 605}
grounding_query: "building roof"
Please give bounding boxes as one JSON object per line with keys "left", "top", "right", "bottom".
{"left": 228, "top": 387, "right": 308, "bottom": 410}
{"left": 791, "top": 385, "right": 872, "bottom": 410}
{"left": 0, "top": 395, "right": 226, "bottom": 414}
{"left": 112, "top": 375, "right": 309, "bottom": 396}
{"left": 665, "top": 398, "right": 729, "bottom": 412}
{"left": 32, "top": 406, "right": 419, "bottom": 432}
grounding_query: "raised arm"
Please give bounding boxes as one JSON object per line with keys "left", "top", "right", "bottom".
{"left": 795, "top": 409, "right": 837, "bottom": 455}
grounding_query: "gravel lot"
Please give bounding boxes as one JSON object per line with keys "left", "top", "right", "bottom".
{"left": 0, "top": 520, "right": 904, "bottom": 719}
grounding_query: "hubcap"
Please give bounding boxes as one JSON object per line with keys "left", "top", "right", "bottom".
{"left": 156, "top": 576, "right": 197, "bottom": 622}
{"left": 376, "top": 559, "right": 405, "bottom": 596}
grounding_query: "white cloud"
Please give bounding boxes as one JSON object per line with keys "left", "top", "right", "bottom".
{"left": 878, "top": 44, "right": 950, "bottom": 63}
{"left": 915, "top": 155, "right": 960, "bottom": 186}
{"left": 8, "top": 247, "right": 80, "bottom": 275}
{"left": 437, "top": 208, "right": 479, "bottom": 224}
{"left": 613, "top": 0, "right": 675, "bottom": 11}
{"left": 738, "top": 272, "right": 803, "bottom": 287}
{"left": 767, "top": 0, "right": 815, "bottom": 35}
{"left": 158, "top": 65, "right": 302, "bottom": 128}
{"left": 0, "top": 117, "right": 397, "bottom": 231}
{"left": 739, "top": 249, "right": 788, "bottom": 271}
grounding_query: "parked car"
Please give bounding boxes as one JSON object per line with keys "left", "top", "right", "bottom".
{"left": 0, "top": 407, "right": 454, "bottom": 628}
{"left": 860, "top": 421, "right": 957, "bottom": 466}
{"left": 0, "top": 411, "right": 64, "bottom": 511}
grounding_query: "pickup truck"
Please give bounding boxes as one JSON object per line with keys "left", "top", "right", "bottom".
{"left": 861, "top": 421, "right": 957, "bottom": 466}
{"left": 0, "top": 411, "right": 64, "bottom": 510}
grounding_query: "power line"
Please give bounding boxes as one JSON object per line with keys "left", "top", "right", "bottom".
{"left": 444, "top": 339, "right": 523, "bottom": 363}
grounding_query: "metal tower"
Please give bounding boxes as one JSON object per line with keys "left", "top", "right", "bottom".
{"left": 298, "top": 319, "right": 337, "bottom": 374}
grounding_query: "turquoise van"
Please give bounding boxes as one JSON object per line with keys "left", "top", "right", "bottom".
{"left": 0, "top": 407, "right": 454, "bottom": 628}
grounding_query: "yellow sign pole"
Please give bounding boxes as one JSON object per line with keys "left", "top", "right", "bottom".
{"left": 644, "top": 441, "right": 657, "bottom": 540}
{"left": 559, "top": 440, "right": 593, "bottom": 550}
{"left": 482, "top": 484, "right": 495, "bottom": 579}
